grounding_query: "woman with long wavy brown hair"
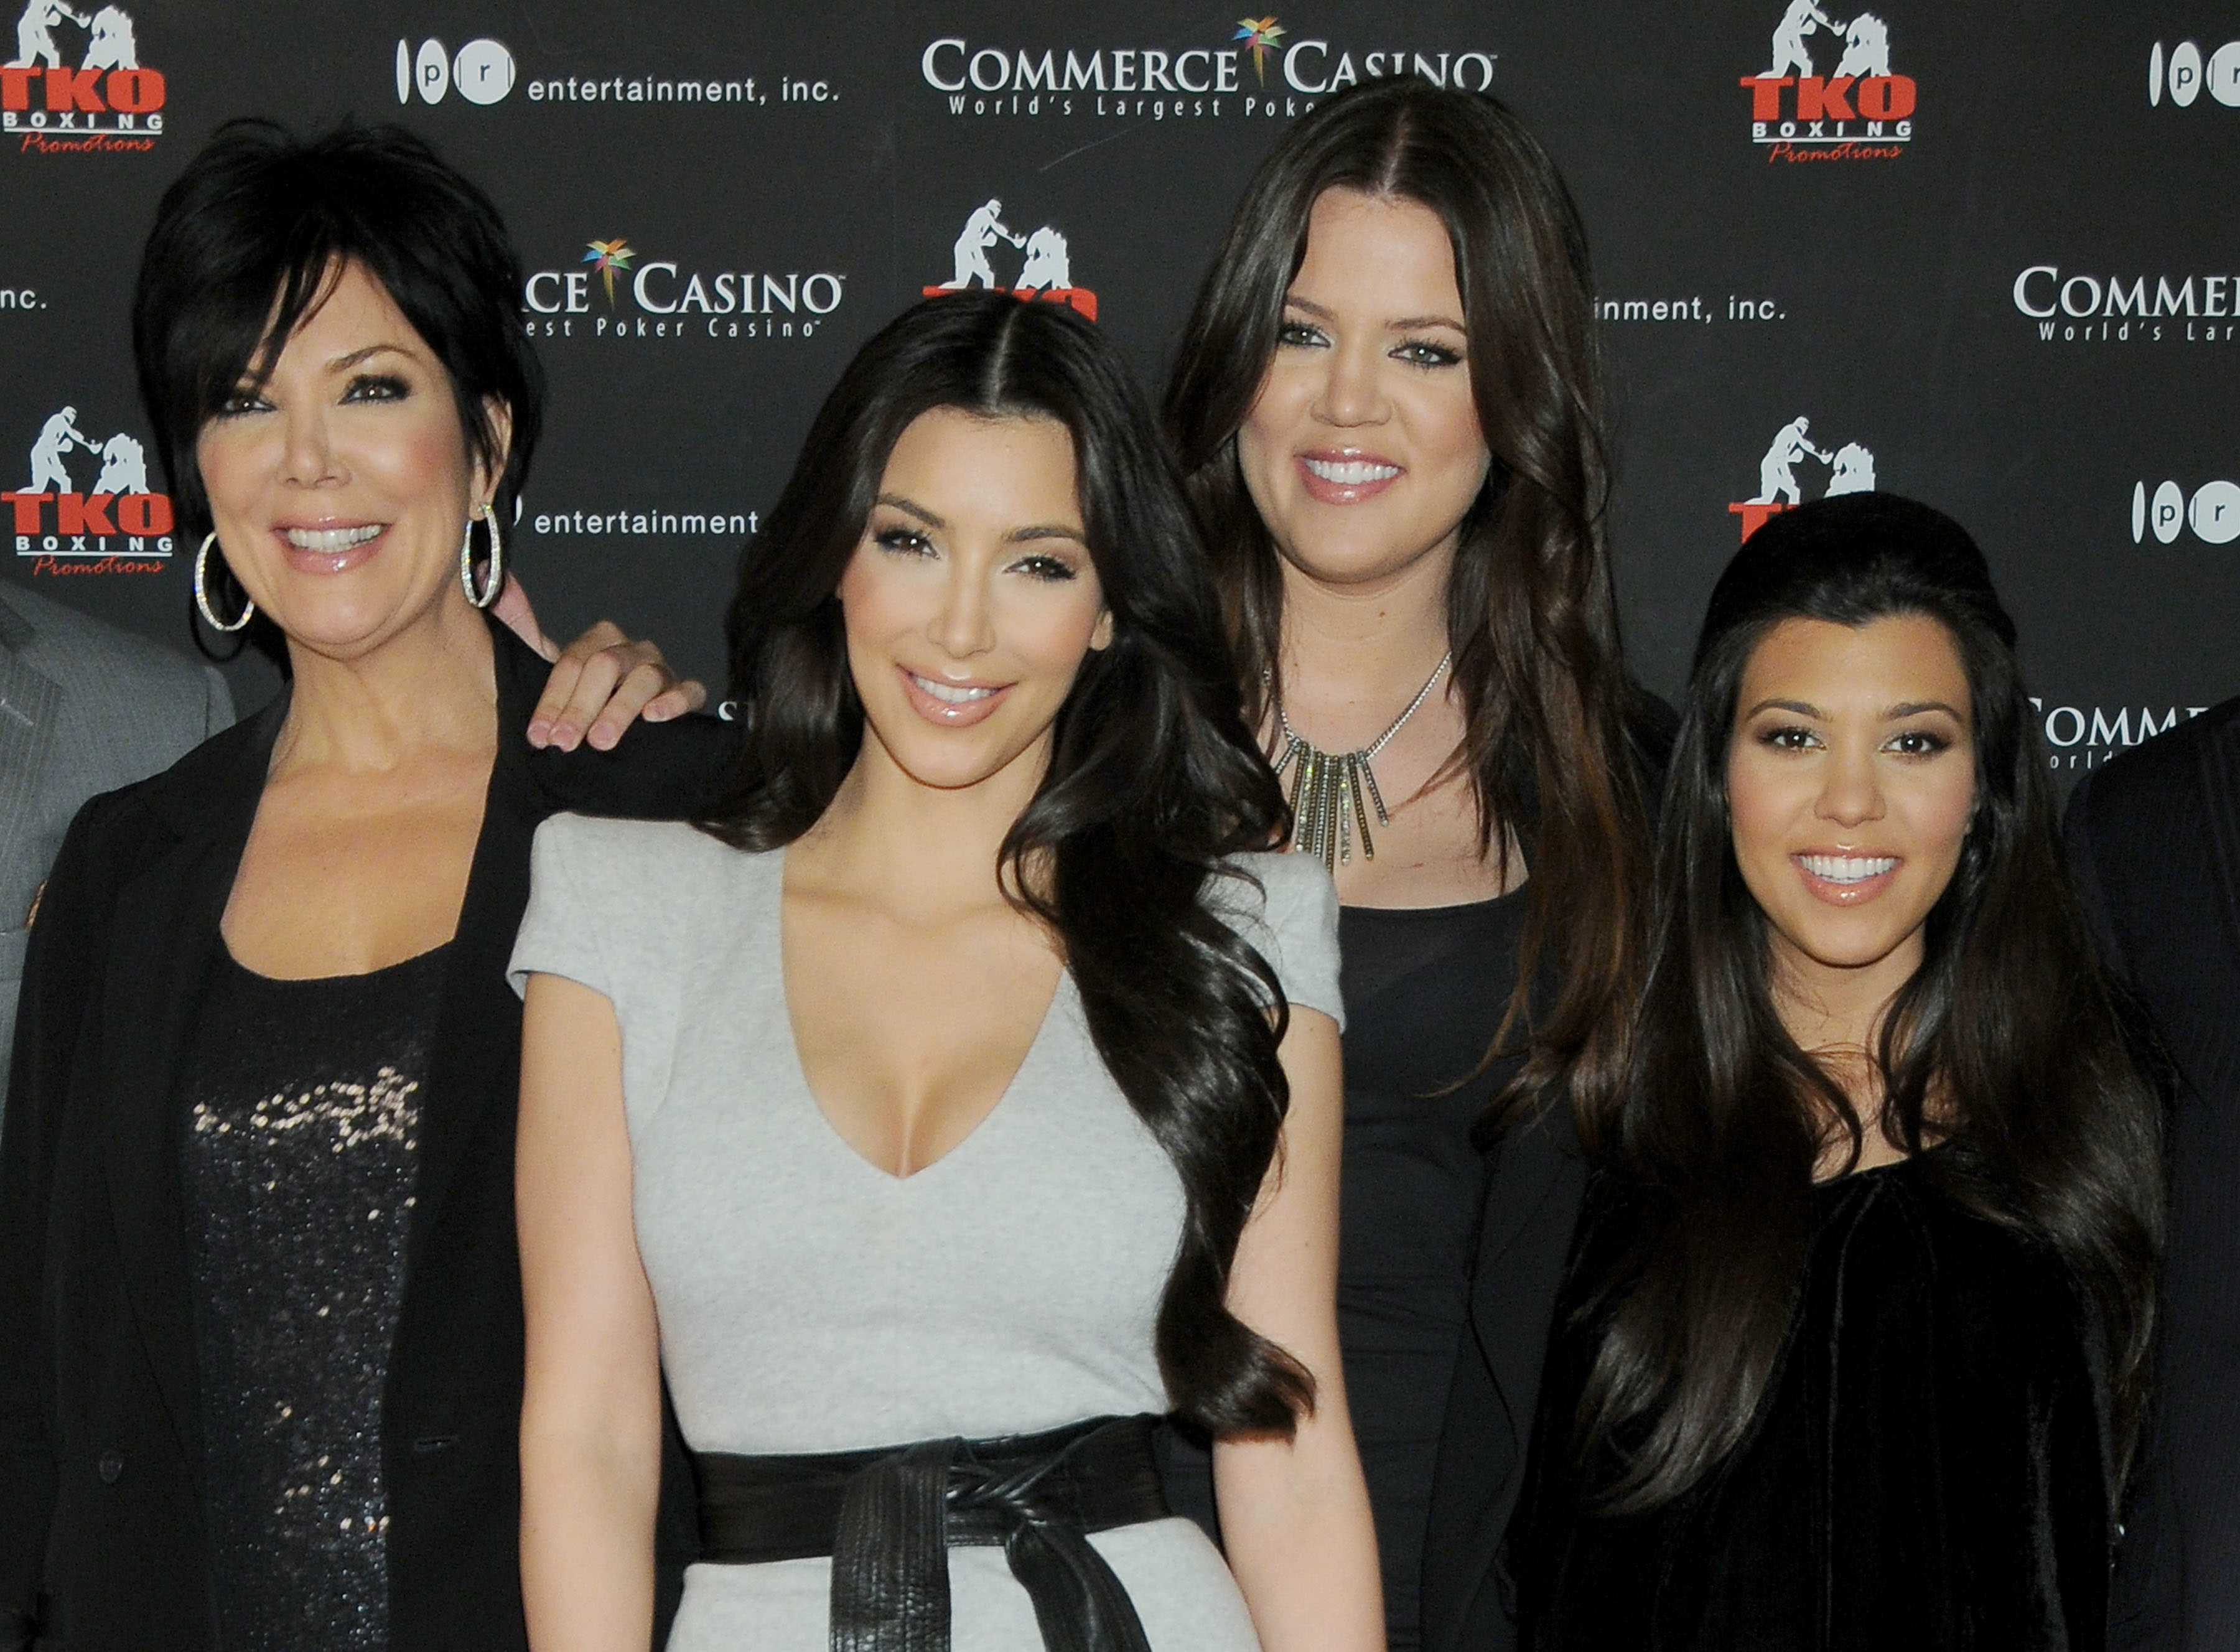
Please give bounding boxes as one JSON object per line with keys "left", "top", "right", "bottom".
{"left": 1163, "top": 78, "right": 1668, "bottom": 1652}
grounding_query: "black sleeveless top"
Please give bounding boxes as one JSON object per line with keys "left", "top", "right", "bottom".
{"left": 179, "top": 943, "right": 450, "bottom": 1652}
{"left": 1337, "top": 892, "right": 1529, "bottom": 1650}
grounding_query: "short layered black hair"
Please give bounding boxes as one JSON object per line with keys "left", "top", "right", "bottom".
{"left": 132, "top": 118, "right": 543, "bottom": 538}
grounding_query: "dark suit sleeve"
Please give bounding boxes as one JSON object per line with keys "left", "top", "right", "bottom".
{"left": 0, "top": 796, "right": 134, "bottom": 1648}
{"left": 2063, "top": 773, "right": 2130, "bottom": 983}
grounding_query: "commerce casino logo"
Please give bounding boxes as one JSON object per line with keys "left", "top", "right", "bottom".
{"left": 2, "top": 403, "right": 175, "bottom": 576}
{"left": 2012, "top": 267, "right": 2240, "bottom": 346}
{"left": 920, "top": 16, "right": 1496, "bottom": 124}
{"left": 2132, "top": 477, "right": 2240, "bottom": 545}
{"left": 2147, "top": 38, "right": 2240, "bottom": 108}
{"left": 923, "top": 199, "right": 1096, "bottom": 320}
{"left": 2, "top": 1, "right": 166, "bottom": 154}
{"left": 1738, "top": 1, "right": 1915, "bottom": 162}
{"left": 2031, "top": 699, "right": 2209, "bottom": 775}
{"left": 521, "top": 238, "right": 846, "bottom": 343}
{"left": 1727, "top": 415, "right": 1878, "bottom": 540}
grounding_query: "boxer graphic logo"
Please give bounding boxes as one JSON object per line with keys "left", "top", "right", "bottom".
{"left": 2, "top": 403, "right": 175, "bottom": 574}
{"left": 1727, "top": 416, "right": 1877, "bottom": 540}
{"left": 2, "top": 0, "right": 165, "bottom": 151}
{"left": 924, "top": 200, "right": 1098, "bottom": 321}
{"left": 1739, "top": 1, "right": 1915, "bottom": 161}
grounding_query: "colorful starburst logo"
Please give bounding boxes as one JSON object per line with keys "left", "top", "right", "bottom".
{"left": 582, "top": 238, "right": 636, "bottom": 306}
{"left": 1234, "top": 16, "right": 1286, "bottom": 86}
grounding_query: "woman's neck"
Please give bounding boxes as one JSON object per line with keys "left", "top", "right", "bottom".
{"left": 274, "top": 598, "right": 499, "bottom": 775}
{"left": 1272, "top": 541, "right": 1454, "bottom": 750}
{"left": 800, "top": 731, "right": 1050, "bottom": 922}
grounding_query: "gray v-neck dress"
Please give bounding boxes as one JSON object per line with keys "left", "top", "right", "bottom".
{"left": 509, "top": 815, "right": 1344, "bottom": 1651}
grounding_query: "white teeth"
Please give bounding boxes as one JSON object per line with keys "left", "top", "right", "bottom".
{"left": 911, "top": 674, "right": 995, "bottom": 705}
{"left": 1303, "top": 457, "right": 1401, "bottom": 485}
{"left": 1799, "top": 854, "right": 1898, "bottom": 884}
{"left": 282, "top": 524, "right": 383, "bottom": 553}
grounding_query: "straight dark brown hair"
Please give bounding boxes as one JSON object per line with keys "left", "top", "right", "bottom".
{"left": 1572, "top": 493, "right": 2163, "bottom": 1511}
{"left": 1165, "top": 78, "right": 1658, "bottom": 1118}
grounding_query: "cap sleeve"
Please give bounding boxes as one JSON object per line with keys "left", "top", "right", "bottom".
{"left": 1210, "top": 851, "right": 1344, "bottom": 1030}
{"left": 508, "top": 814, "right": 613, "bottom": 1001}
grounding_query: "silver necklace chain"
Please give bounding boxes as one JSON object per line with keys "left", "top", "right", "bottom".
{"left": 1269, "top": 651, "right": 1452, "bottom": 870}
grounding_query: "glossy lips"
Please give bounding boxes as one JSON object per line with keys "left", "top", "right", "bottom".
{"left": 1792, "top": 850, "right": 1902, "bottom": 904}
{"left": 278, "top": 520, "right": 389, "bottom": 576}
{"left": 1296, "top": 449, "right": 1404, "bottom": 505}
{"left": 899, "top": 666, "right": 1010, "bottom": 729}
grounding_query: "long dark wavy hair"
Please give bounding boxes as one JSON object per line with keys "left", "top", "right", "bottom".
{"left": 1165, "top": 77, "right": 1656, "bottom": 1118}
{"left": 1572, "top": 493, "right": 2164, "bottom": 1511}
{"left": 701, "top": 292, "right": 1311, "bottom": 1434}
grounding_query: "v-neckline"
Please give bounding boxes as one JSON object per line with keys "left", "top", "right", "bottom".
{"left": 770, "top": 847, "right": 1069, "bottom": 1184}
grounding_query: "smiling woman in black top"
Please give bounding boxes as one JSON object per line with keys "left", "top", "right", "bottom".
{"left": 1162, "top": 80, "right": 1666, "bottom": 1651}
{"left": 1510, "top": 495, "right": 2162, "bottom": 1650}
{"left": 0, "top": 121, "right": 724, "bottom": 1652}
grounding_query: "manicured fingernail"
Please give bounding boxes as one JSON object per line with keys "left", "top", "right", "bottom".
{"left": 526, "top": 719, "right": 553, "bottom": 747}
{"left": 588, "top": 722, "right": 620, "bottom": 750}
{"left": 551, "top": 723, "right": 580, "bottom": 750}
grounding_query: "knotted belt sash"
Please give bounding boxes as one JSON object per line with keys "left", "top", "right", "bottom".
{"left": 693, "top": 1413, "right": 1168, "bottom": 1652}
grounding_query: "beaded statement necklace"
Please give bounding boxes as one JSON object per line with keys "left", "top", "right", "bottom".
{"left": 1270, "top": 651, "right": 1452, "bottom": 870}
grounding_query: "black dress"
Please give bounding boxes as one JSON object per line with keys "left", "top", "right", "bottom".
{"left": 1154, "top": 890, "right": 1528, "bottom": 1652}
{"left": 1510, "top": 1156, "right": 2112, "bottom": 1652}
{"left": 1337, "top": 895, "right": 1528, "bottom": 1650}
{"left": 180, "top": 944, "right": 450, "bottom": 1652}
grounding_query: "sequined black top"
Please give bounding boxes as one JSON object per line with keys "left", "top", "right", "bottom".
{"left": 180, "top": 943, "right": 449, "bottom": 1652}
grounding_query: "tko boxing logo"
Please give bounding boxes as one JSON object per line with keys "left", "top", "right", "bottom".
{"left": 922, "top": 15, "right": 1495, "bottom": 124}
{"left": 923, "top": 200, "right": 1096, "bottom": 321}
{"left": 2, "top": 1, "right": 164, "bottom": 154}
{"left": 1727, "top": 416, "right": 1878, "bottom": 540}
{"left": 2132, "top": 478, "right": 2240, "bottom": 545}
{"left": 2032, "top": 699, "right": 2209, "bottom": 773}
{"left": 2148, "top": 39, "right": 2240, "bottom": 108}
{"left": 522, "top": 237, "right": 846, "bottom": 343}
{"left": 394, "top": 37, "right": 516, "bottom": 105}
{"left": 2013, "top": 268, "right": 2240, "bottom": 345}
{"left": 1738, "top": 1, "right": 1914, "bottom": 162}
{"left": 2, "top": 403, "right": 174, "bottom": 576}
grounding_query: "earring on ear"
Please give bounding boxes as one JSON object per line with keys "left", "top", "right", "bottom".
{"left": 460, "top": 500, "right": 503, "bottom": 609}
{"left": 194, "top": 531, "right": 254, "bottom": 632}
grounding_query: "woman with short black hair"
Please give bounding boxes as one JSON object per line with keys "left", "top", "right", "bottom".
{"left": 0, "top": 119, "right": 722, "bottom": 1651}
{"left": 1509, "top": 493, "right": 2162, "bottom": 1649}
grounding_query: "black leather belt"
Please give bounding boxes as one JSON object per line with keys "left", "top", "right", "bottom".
{"left": 693, "top": 1412, "right": 1170, "bottom": 1652}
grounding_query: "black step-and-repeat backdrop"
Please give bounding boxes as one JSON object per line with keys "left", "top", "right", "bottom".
{"left": 1, "top": 0, "right": 2234, "bottom": 786}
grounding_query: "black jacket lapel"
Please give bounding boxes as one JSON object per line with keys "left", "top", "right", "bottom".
{"left": 98, "top": 696, "right": 284, "bottom": 1480}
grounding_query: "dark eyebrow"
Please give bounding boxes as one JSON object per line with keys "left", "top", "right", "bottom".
{"left": 1007, "top": 523, "right": 1086, "bottom": 545}
{"left": 326, "top": 343, "right": 416, "bottom": 373}
{"left": 1743, "top": 697, "right": 1822, "bottom": 719}
{"left": 874, "top": 494, "right": 946, "bottom": 530}
{"left": 1888, "top": 700, "right": 1966, "bottom": 721}
{"left": 1280, "top": 292, "right": 1466, "bottom": 334}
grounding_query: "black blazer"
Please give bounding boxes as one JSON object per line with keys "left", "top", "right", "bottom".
{"left": 0, "top": 618, "right": 732, "bottom": 1652}
{"left": 2065, "top": 694, "right": 2240, "bottom": 1652}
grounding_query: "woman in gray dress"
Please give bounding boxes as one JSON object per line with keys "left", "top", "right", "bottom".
{"left": 510, "top": 292, "right": 1381, "bottom": 1650}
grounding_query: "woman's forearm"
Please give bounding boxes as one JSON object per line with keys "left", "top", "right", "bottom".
{"left": 1217, "top": 1420, "right": 1385, "bottom": 1652}
{"left": 520, "top": 1416, "right": 660, "bottom": 1652}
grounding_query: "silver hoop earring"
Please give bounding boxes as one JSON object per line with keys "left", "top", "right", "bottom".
{"left": 460, "top": 503, "right": 503, "bottom": 609}
{"left": 193, "top": 531, "right": 254, "bottom": 633}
